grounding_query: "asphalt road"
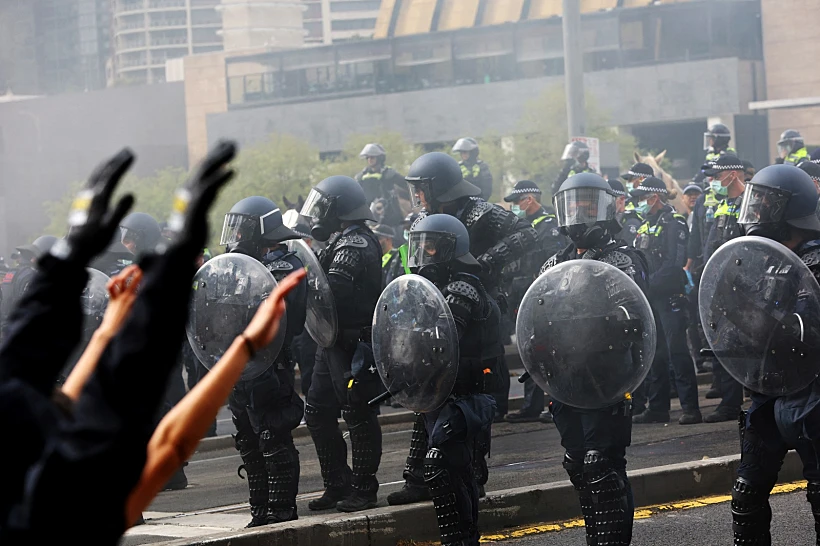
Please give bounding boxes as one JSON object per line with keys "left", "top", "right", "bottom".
{"left": 143, "top": 383, "right": 740, "bottom": 523}
{"left": 485, "top": 485, "right": 814, "bottom": 546}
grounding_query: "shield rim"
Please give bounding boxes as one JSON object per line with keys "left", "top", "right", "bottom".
{"left": 515, "top": 259, "right": 656, "bottom": 409}
{"left": 372, "top": 274, "right": 459, "bottom": 413}
{"left": 699, "top": 235, "right": 820, "bottom": 396}
{"left": 286, "top": 238, "right": 338, "bottom": 348}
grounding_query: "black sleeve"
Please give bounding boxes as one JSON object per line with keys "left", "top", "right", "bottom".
{"left": 327, "top": 240, "right": 368, "bottom": 313}
{"left": 0, "top": 256, "right": 87, "bottom": 396}
{"left": 649, "top": 214, "right": 688, "bottom": 291}
{"left": 552, "top": 164, "right": 573, "bottom": 195}
{"left": 282, "top": 257, "right": 307, "bottom": 339}
{"left": 687, "top": 195, "right": 705, "bottom": 261}
{"left": 475, "top": 205, "right": 539, "bottom": 274}
{"left": 442, "top": 279, "right": 481, "bottom": 340}
{"left": 477, "top": 163, "right": 493, "bottom": 200}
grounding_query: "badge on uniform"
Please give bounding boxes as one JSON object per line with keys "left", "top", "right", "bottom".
{"left": 679, "top": 230, "right": 686, "bottom": 240}
{"left": 629, "top": 225, "right": 637, "bottom": 234}
{"left": 551, "top": 228, "right": 560, "bottom": 237}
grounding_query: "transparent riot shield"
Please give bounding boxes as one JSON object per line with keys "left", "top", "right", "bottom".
{"left": 286, "top": 238, "right": 338, "bottom": 348}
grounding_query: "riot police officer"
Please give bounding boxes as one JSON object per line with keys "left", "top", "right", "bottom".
{"left": 120, "top": 212, "right": 162, "bottom": 256}
{"left": 452, "top": 137, "right": 493, "bottom": 200}
{"left": 219, "top": 196, "right": 308, "bottom": 527}
{"left": 502, "top": 180, "right": 567, "bottom": 423}
{"left": 777, "top": 129, "right": 809, "bottom": 166}
{"left": 355, "top": 143, "right": 407, "bottom": 227}
{"left": 699, "top": 156, "right": 747, "bottom": 423}
{"left": 704, "top": 123, "right": 737, "bottom": 162}
{"left": 631, "top": 177, "right": 702, "bottom": 425}
{"left": 723, "top": 164, "right": 820, "bottom": 545}
{"left": 553, "top": 140, "right": 597, "bottom": 195}
{"left": 404, "top": 152, "right": 535, "bottom": 496}
{"left": 608, "top": 180, "right": 642, "bottom": 247}
{"left": 300, "top": 175, "right": 384, "bottom": 512}
{"left": 539, "top": 172, "right": 651, "bottom": 546}
{"left": 406, "top": 213, "right": 499, "bottom": 546}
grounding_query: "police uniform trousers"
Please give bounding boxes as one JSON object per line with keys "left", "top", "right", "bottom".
{"left": 733, "top": 393, "right": 820, "bottom": 545}
{"left": 305, "top": 335, "right": 383, "bottom": 498}
{"left": 424, "top": 392, "right": 496, "bottom": 546}
{"left": 551, "top": 400, "right": 634, "bottom": 546}
{"left": 229, "top": 359, "right": 304, "bottom": 525}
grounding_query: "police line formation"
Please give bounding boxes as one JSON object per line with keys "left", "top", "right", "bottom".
{"left": 2, "top": 126, "right": 820, "bottom": 546}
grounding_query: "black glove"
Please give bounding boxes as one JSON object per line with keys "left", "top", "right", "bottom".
{"left": 164, "top": 140, "right": 237, "bottom": 257}
{"left": 49, "top": 149, "right": 135, "bottom": 266}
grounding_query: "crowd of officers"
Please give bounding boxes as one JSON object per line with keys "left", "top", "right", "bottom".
{"left": 5, "top": 126, "right": 820, "bottom": 546}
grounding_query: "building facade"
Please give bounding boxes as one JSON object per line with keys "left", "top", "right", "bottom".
{"left": 113, "top": 0, "right": 223, "bottom": 86}
{"left": 305, "top": 0, "right": 382, "bottom": 45}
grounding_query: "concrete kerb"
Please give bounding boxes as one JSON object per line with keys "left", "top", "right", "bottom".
{"left": 153, "top": 449, "right": 800, "bottom": 546}
{"left": 196, "top": 370, "right": 717, "bottom": 454}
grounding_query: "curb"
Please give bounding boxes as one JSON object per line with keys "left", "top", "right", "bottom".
{"left": 151, "top": 449, "right": 801, "bottom": 546}
{"left": 196, "top": 371, "right": 716, "bottom": 454}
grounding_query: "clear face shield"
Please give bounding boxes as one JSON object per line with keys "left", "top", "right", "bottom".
{"left": 554, "top": 187, "right": 616, "bottom": 228}
{"left": 408, "top": 232, "right": 457, "bottom": 269}
{"left": 120, "top": 226, "right": 141, "bottom": 249}
{"left": 300, "top": 189, "right": 336, "bottom": 224}
{"left": 738, "top": 183, "right": 791, "bottom": 226}
{"left": 777, "top": 142, "right": 793, "bottom": 159}
{"left": 703, "top": 132, "right": 715, "bottom": 151}
{"left": 561, "top": 143, "right": 579, "bottom": 161}
{"left": 220, "top": 213, "right": 259, "bottom": 246}
{"left": 406, "top": 180, "right": 432, "bottom": 209}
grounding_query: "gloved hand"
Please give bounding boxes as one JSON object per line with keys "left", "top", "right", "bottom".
{"left": 50, "top": 149, "right": 136, "bottom": 266}
{"left": 164, "top": 140, "right": 237, "bottom": 257}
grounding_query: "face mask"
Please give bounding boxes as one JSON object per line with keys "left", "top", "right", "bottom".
{"left": 635, "top": 200, "right": 651, "bottom": 216}
{"left": 566, "top": 223, "right": 607, "bottom": 249}
{"left": 710, "top": 179, "right": 728, "bottom": 196}
{"left": 511, "top": 204, "right": 526, "bottom": 218}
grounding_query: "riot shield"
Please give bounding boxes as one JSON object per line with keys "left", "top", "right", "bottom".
{"left": 59, "top": 269, "right": 111, "bottom": 383}
{"left": 516, "top": 260, "right": 656, "bottom": 409}
{"left": 699, "top": 236, "right": 820, "bottom": 396}
{"left": 286, "top": 238, "right": 338, "bottom": 348}
{"left": 186, "top": 253, "right": 286, "bottom": 382}
{"left": 372, "top": 274, "right": 458, "bottom": 413}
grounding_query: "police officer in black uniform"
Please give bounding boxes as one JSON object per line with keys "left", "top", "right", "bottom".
{"left": 355, "top": 143, "right": 407, "bottom": 228}
{"left": 699, "top": 156, "right": 747, "bottom": 423}
{"left": 404, "top": 152, "right": 537, "bottom": 495}
{"left": 502, "top": 180, "right": 566, "bottom": 423}
{"left": 407, "top": 213, "right": 498, "bottom": 546}
{"left": 630, "top": 177, "right": 702, "bottom": 425}
{"left": 728, "top": 164, "right": 820, "bottom": 545}
{"left": 452, "top": 137, "right": 493, "bottom": 200}
{"left": 777, "top": 129, "right": 810, "bottom": 166}
{"left": 540, "top": 172, "right": 651, "bottom": 546}
{"left": 300, "top": 175, "right": 384, "bottom": 513}
{"left": 119, "top": 212, "right": 162, "bottom": 257}
{"left": 704, "top": 123, "right": 737, "bottom": 162}
{"left": 608, "top": 180, "right": 642, "bottom": 247}
{"left": 553, "top": 141, "right": 597, "bottom": 195}
{"left": 219, "top": 196, "right": 308, "bottom": 527}
{"left": 621, "top": 162, "right": 655, "bottom": 193}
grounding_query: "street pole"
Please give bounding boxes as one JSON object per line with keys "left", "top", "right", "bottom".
{"left": 562, "top": 0, "right": 586, "bottom": 138}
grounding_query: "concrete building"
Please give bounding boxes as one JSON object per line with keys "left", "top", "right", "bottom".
{"left": 304, "top": 0, "right": 382, "bottom": 45}
{"left": 113, "top": 0, "right": 223, "bottom": 86}
{"left": 217, "top": 0, "right": 307, "bottom": 53}
{"left": 185, "top": 0, "right": 769, "bottom": 177}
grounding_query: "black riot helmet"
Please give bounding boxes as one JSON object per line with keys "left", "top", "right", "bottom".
{"left": 405, "top": 152, "right": 481, "bottom": 211}
{"left": 408, "top": 213, "right": 480, "bottom": 286}
{"left": 120, "top": 212, "right": 161, "bottom": 255}
{"left": 16, "top": 235, "right": 58, "bottom": 261}
{"left": 739, "top": 164, "right": 820, "bottom": 240}
{"left": 222, "top": 196, "right": 300, "bottom": 256}
{"left": 704, "top": 123, "right": 731, "bottom": 151}
{"left": 778, "top": 129, "right": 804, "bottom": 156}
{"left": 554, "top": 172, "right": 619, "bottom": 249}
{"left": 301, "top": 175, "right": 375, "bottom": 242}
{"left": 561, "top": 140, "right": 590, "bottom": 164}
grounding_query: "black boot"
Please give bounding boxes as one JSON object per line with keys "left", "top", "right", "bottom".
{"left": 806, "top": 481, "right": 820, "bottom": 546}
{"left": 305, "top": 404, "right": 352, "bottom": 511}
{"left": 584, "top": 451, "right": 633, "bottom": 546}
{"left": 471, "top": 428, "right": 490, "bottom": 499}
{"left": 163, "top": 462, "right": 188, "bottom": 491}
{"left": 238, "top": 454, "right": 269, "bottom": 528}
{"left": 731, "top": 477, "right": 772, "bottom": 545}
{"left": 264, "top": 442, "right": 300, "bottom": 524}
{"left": 425, "top": 448, "right": 473, "bottom": 546}
{"left": 388, "top": 413, "right": 431, "bottom": 506}
{"left": 337, "top": 406, "right": 381, "bottom": 512}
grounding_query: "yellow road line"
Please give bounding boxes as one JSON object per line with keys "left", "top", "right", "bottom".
{"left": 480, "top": 481, "right": 808, "bottom": 543}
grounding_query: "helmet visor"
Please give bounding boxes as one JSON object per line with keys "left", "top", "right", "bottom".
{"left": 407, "top": 181, "right": 432, "bottom": 208}
{"left": 703, "top": 132, "right": 714, "bottom": 151}
{"left": 120, "top": 226, "right": 141, "bottom": 247}
{"left": 301, "top": 189, "right": 336, "bottom": 222}
{"left": 738, "top": 183, "right": 791, "bottom": 225}
{"left": 220, "top": 213, "right": 259, "bottom": 246}
{"left": 408, "top": 232, "right": 457, "bottom": 269}
{"left": 560, "top": 143, "right": 577, "bottom": 161}
{"left": 554, "top": 187, "right": 616, "bottom": 228}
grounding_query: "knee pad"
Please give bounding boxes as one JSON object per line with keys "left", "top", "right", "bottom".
{"left": 732, "top": 476, "right": 773, "bottom": 543}
{"left": 342, "top": 404, "right": 373, "bottom": 429}
{"left": 305, "top": 403, "right": 336, "bottom": 431}
{"left": 562, "top": 452, "right": 584, "bottom": 490}
{"left": 264, "top": 441, "right": 299, "bottom": 470}
{"left": 732, "top": 477, "right": 771, "bottom": 516}
{"left": 424, "top": 448, "right": 449, "bottom": 484}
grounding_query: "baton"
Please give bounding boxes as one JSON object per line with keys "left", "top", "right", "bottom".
{"left": 369, "top": 390, "right": 395, "bottom": 407}
{"left": 518, "top": 371, "right": 530, "bottom": 383}
{"left": 699, "top": 348, "right": 716, "bottom": 358}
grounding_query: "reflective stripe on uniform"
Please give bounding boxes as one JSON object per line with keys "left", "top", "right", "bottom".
{"left": 785, "top": 148, "right": 809, "bottom": 166}
{"left": 714, "top": 201, "right": 740, "bottom": 219}
{"left": 532, "top": 214, "right": 555, "bottom": 227}
{"left": 703, "top": 189, "right": 720, "bottom": 208}
{"left": 399, "top": 244, "right": 410, "bottom": 275}
{"left": 460, "top": 163, "right": 481, "bottom": 179}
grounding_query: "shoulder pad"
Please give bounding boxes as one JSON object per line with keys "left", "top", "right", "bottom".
{"left": 445, "top": 280, "right": 481, "bottom": 304}
{"left": 266, "top": 260, "right": 294, "bottom": 272}
{"left": 464, "top": 200, "right": 494, "bottom": 227}
{"left": 336, "top": 234, "right": 369, "bottom": 249}
{"left": 599, "top": 250, "right": 634, "bottom": 270}
{"left": 540, "top": 254, "right": 560, "bottom": 276}
{"left": 802, "top": 248, "right": 820, "bottom": 268}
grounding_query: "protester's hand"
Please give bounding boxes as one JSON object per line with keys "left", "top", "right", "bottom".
{"left": 50, "top": 150, "right": 135, "bottom": 265}
{"left": 243, "top": 269, "right": 306, "bottom": 352}
{"left": 165, "top": 141, "right": 237, "bottom": 253}
{"left": 98, "top": 265, "right": 143, "bottom": 339}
